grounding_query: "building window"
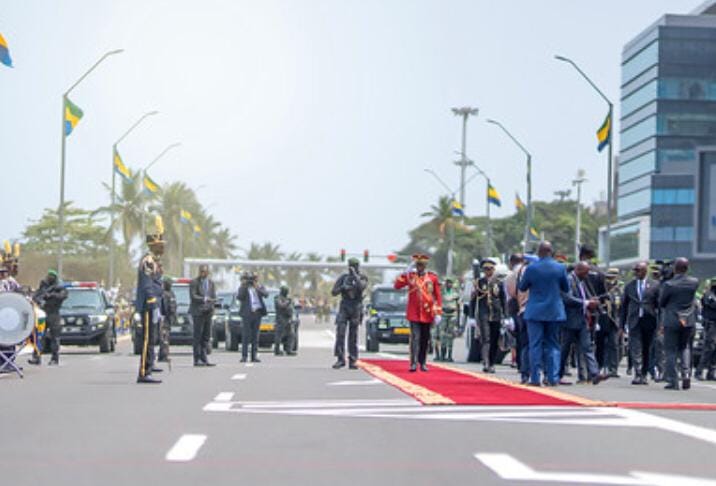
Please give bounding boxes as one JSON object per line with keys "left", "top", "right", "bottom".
{"left": 610, "top": 223, "right": 641, "bottom": 262}
{"left": 674, "top": 226, "right": 694, "bottom": 242}
{"left": 619, "top": 151, "right": 656, "bottom": 182}
{"left": 617, "top": 188, "right": 651, "bottom": 218}
{"left": 660, "top": 78, "right": 716, "bottom": 101}
{"left": 651, "top": 226, "right": 694, "bottom": 242}
{"left": 622, "top": 79, "right": 658, "bottom": 118}
{"left": 651, "top": 227, "right": 674, "bottom": 241}
{"left": 658, "top": 113, "right": 716, "bottom": 138}
{"left": 658, "top": 148, "right": 695, "bottom": 164}
{"left": 652, "top": 189, "right": 695, "bottom": 205}
{"left": 618, "top": 174, "right": 651, "bottom": 195}
{"left": 622, "top": 41, "right": 659, "bottom": 85}
{"left": 621, "top": 115, "right": 657, "bottom": 151}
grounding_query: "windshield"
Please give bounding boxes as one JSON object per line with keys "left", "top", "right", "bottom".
{"left": 218, "top": 292, "right": 236, "bottom": 308}
{"left": 62, "top": 289, "right": 103, "bottom": 311}
{"left": 265, "top": 290, "right": 278, "bottom": 313}
{"left": 372, "top": 289, "right": 407, "bottom": 310}
{"left": 174, "top": 285, "right": 191, "bottom": 307}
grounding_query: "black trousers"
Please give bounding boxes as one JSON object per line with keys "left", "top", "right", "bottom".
{"left": 664, "top": 325, "right": 695, "bottom": 385}
{"left": 629, "top": 318, "right": 656, "bottom": 378}
{"left": 697, "top": 320, "right": 716, "bottom": 374}
{"left": 192, "top": 313, "right": 212, "bottom": 363}
{"left": 242, "top": 313, "right": 261, "bottom": 361}
{"left": 138, "top": 308, "right": 157, "bottom": 378}
{"left": 559, "top": 327, "right": 599, "bottom": 379}
{"left": 334, "top": 307, "right": 360, "bottom": 364}
{"left": 488, "top": 321, "right": 501, "bottom": 367}
{"left": 410, "top": 322, "right": 432, "bottom": 366}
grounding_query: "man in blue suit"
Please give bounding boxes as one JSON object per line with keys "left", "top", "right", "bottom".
{"left": 518, "top": 241, "right": 568, "bottom": 386}
{"left": 559, "top": 261, "right": 605, "bottom": 385}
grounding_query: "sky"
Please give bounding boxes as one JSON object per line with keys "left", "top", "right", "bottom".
{"left": 0, "top": 0, "right": 707, "bottom": 259}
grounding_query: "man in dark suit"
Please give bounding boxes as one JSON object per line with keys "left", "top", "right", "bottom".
{"left": 620, "top": 261, "right": 659, "bottom": 385}
{"left": 518, "top": 241, "right": 569, "bottom": 386}
{"left": 658, "top": 258, "right": 699, "bottom": 390}
{"left": 559, "top": 261, "right": 604, "bottom": 385}
{"left": 238, "top": 271, "right": 268, "bottom": 363}
{"left": 189, "top": 264, "right": 217, "bottom": 367}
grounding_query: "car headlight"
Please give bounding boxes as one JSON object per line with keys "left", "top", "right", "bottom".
{"left": 177, "top": 316, "right": 185, "bottom": 324}
{"left": 133, "top": 313, "right": 141, "bottom": 322}
{"left": 90, "top": 315, "right": 108, "bottom": 325}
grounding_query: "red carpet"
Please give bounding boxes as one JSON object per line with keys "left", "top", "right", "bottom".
{"left": 358, "top": 359, "right": 600, "bottom": 407}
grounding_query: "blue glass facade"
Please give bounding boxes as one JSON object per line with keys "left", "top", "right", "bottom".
{"left": 616, "top": 11, "right": 716, "bottom": 264}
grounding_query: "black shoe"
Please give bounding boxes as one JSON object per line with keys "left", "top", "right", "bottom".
{"left": 349, "top": 363, "right": 358, "bottom": 370}
{"left": 204, "top": 362, "right": 216, "bottom": 367}
{"left": 137, "top": 375, "right": 162, "bottom": 384}
{"left": 409, "top": 363, "right": 417, "bottom": 372}
{"left": 631, "top": 376, "right": 646, "bottom": 385}
{"left": 420, "top": 364, "right": 429, "bottom": 372}
{"left": 48, "top": 359, "right": 59, "bottom": 366}
{"left": 682, "top": 378, "right": 691, "bottom": 390}
{"left": 608, "top": 372, "right": 620, "bottom": 378}
{"left": 626, "top": 368, "right": 633, "bottom": 376}
{"left": 332, "top": 360, "right": 346, "bottom": 369}
{"left": 194, "top": 362, "right": 206, "bottom": 367}
{"left": 28, "top": 357, "right": 41, "bottom": 366}
{"left": 240, "top": 357, "right": 247, "bottom": 363}
{"left": 527, "top": 382, "right": 541, "bottom": 387}
{"left": 286, "top": 351, "right": 297, "bottom": 356}
{"left": 664, "top": 383, "right": 679, "bottom": 390}
{"left": 152, "top": 367, "right": 164, "bottom": 373}
{"left": 252, "top": 358, "right": 261, "bottom": 363}
{"left": 591, "top": 374, "right": 605, "bottom": 385}
{"left": 274, "top": 351, "right": 285, "bottom": 356}
{"left": 482, "top": 366, "right": 490, "bottom": 373}
{"left": 558, "top": 380, "right": 573, "bottom": 386}
{"left": 707, "top": 372, "right": 716, "bottom": 381}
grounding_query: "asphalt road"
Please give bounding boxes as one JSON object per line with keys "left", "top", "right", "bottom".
{"left": 2, "top": 315, "right": 716, "bottom": 486}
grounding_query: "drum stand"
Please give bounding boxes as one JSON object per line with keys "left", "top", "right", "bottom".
{"left": 0, "top": 344, "right": 23, "bottom": 378}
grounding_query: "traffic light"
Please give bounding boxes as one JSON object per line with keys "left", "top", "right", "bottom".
{"left": 363, "top": 249, "right": 369, "bottom": 263}
{"left": 340, "top": 249, "right": 346, "bottom": 262}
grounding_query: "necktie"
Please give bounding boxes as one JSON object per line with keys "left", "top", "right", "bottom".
{"left": 638, "top": 280, "right": 644, "bottom": 318}
{"left": 203, "top": 279, "right": 208, "bottom": 303}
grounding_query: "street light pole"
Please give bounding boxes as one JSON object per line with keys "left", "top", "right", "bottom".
{"left": 451, "top": 107, "right": 479, "bottom": 210}
{"left": 109, "top": 110, "right": 159, "bottom": 287}
{"left": 555, "top": 54, "right": 613, "bottom": 266}
{"left": 57, "top": 49, "right": 123, "bottom": 275}
{"left": 140, "top": 142, "right": 182, "bottom": 237}
{"left": 573, "top": 169, "right": 587, "bottom": 261}
{"left": 486, "top": 119, "right": 532, "bottom": 253}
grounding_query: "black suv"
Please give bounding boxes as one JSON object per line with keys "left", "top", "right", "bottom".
{"left": 58, "top": 282, "right": 117, "bottom": 353}
{"left": 365, "top": 285, "right": 409, "bottom": 352}
{"left": 132, "top": 278, "right": 193, "bottom": 355}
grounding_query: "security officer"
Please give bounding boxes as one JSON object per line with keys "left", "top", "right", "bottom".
{"left": 597, "top": 268, "right": 622, "bottom": 377}
{"left": 436, "top": 277, "right": 460, "bottom": 362}
{"left": 30, "top": 270, "right": 68, "bottom": 366}
{"left": 470, "top": 259, "right": 506, "bottom": 373}
{"left": 135, "top": 217, "right": 165, "bottom": 384}
{"left": 331, "top": 258, "right": 368, "bottom": 369}
{"left": 158, "top": 277, "right": 176, "bottom": 363}
{"left": 274, "top": 285, "right": 296, "bottom": 356}
{"left": 190, "top": 264, "right": 217, "bottom": 367}
{"left": 696, "top": 278, "right": 716, "bottom": 381}
{"left": 659, "top": 258, "right": 699, "bottom": 390}
{"left": 238, "top": 271, "right": 268, "bottom": 363}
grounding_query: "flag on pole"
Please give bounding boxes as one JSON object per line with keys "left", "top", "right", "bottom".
{"left": 488, "top": 184, "right": 502, "bottom": 207}
{"left": 143, "top": 174, "right": 160, "bottom": 195}
{"left": 529, "top": 227, "right": 540, "bottom": 239}
{"left": 515, "top": 192, "right": 526, "bottom": 211}
{"left": 64, "top": 97, "right": 84, "bottom": 136}
{"left": 0, "top": 33, "right": 13, "bottom": 67}
{"left": 596, "top": 112, "right": 611, "bottom": 152}
{"left": 113, "top": 149, "right": 132, "bottom": 182}
{"left": 193, "top": 224, "right": 202, "bottom": 236}
{"left": 180, "top": 209, "right": 193, "bottom": 223}
{"left": 450, "top": 200, "right": 465, "bottom": 217}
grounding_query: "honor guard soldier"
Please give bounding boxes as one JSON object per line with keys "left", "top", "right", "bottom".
{"left": 135, "top": 216, "right": 165, "bottom": 384}
{"left": 435, "top": 277, "right": 460, "bottom": 362}
{"left": 274, "top": 286, "right": 296, "bottom": 356}
{"left": 470, "top": 259, "right": 506, "bottom": 373}
{"left": 395, "top": 254, "right": 442, "bottom": 372}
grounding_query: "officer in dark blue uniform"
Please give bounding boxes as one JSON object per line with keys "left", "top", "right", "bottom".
{"left": 136, "top": 216, "right": 165, "bottom": 384}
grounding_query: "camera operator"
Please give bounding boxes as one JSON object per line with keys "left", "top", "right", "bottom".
{"left": 696, "top": 278, "right": 716, "bottom": 381}
{"left": 30, "top": 269, "right": 68, "bottom": 366}
{"left": 238, "top": 271, "right": 268, "bottom": 363}
{"left": 331, "top": 258, "right": 368, "bottom": 369}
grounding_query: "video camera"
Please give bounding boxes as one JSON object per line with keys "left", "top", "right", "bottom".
{"left": 654, "top": 260, "right": 675, "bottom": 282}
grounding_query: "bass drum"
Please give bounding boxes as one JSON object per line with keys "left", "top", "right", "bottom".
{"left": 0, "top": 292, "right": 35, "bottom": 346}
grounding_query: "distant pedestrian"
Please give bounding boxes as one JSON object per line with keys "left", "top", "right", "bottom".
{"left": 517, "top": 241, "right": 568, "bottom": 386}
{"left": 331, "top": 258, "right": 368, "bottom": 369}
{"left": 395, "top": 254, "right": 442, "bottom": 372}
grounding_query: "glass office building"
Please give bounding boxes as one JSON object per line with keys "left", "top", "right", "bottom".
{"left": 611, "top": 2, "right": 716, "bottom": 274}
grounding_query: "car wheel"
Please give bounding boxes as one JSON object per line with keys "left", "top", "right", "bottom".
{"left": 99, "top": 329, "right": 112, "bottom": 353}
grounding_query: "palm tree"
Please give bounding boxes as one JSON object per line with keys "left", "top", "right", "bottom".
{"left": 94, "top": 173, "right": 145, "bottom": 258}
{"left": 246, "top": 242, "right": 283, "bottom": 285}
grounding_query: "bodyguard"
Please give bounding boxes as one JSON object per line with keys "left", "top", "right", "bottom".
{"left": 30, "top": 270, "right": 68, "bottom": 366}
{"left": 696, "top": 278, "right": 716, "bottom": 381}
{"left": 158, "top": 278, "right": 176, "bottom": 363}
{"left": 331, "top": 258, "right": 368, "bottom": 369}
{"left": 190, "top": 265, "right": 217, "bottom": 367}
{"left": 274, "top": 285, "right": 296, "bottom": 356}
{"left": 238, "top": 272, "right": 268, "bottom": 363}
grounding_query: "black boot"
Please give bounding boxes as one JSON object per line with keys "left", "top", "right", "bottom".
{"left": 446, "top": 348, "right": 453, "bottom": 362}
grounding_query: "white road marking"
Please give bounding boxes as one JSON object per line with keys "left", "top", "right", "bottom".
{"left": 244, "top": 363, "right": 254, "bottom": 368}
{"left": 231, "top": 373, "right": 247, "bottom": 380}
{"left": 692, "top": 381, "right": 716, "bottom": 391}
{"left": 88, "top": 356, "right": 103, "bottom": 361}
{"left": 165, "top": 434, "right": 207, "bottom": 462}
{"left": 214, "top": 392, "right": 235, "bottom": 402}
{"left": 611, "top": 407, "right": 716, "bottom": 447}
{"left": 474, "top": 452, "right": 716, "bottom": 485}
{"left": 327, "top": 378, "right": 383, "bottom": 386}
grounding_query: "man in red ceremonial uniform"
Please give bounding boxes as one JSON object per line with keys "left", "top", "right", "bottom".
{"left": 395, "top": 254, "right": 442, "bottom": 372}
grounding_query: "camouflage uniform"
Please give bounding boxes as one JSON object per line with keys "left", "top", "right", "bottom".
{"left": 436, "top": 283, "right": 460, "bottom": 362}
{"left": 159, "top": 281, "right": 176, "bottom": 362}
{"left": 274, "top": 287, "right": 296, "bottom": 355}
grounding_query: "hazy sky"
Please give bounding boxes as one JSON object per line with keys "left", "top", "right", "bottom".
{"left": 0, "top": 0, "right": 705, "bottom": 259}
